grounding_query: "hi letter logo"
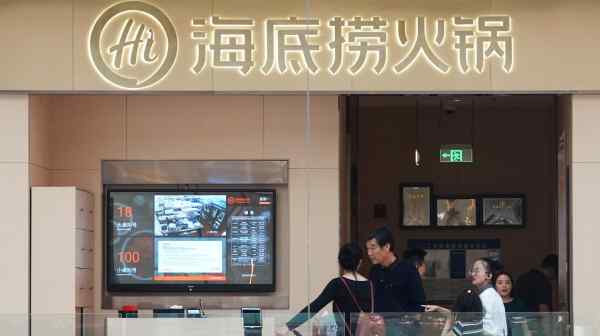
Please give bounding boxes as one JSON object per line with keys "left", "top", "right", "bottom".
{"left": 89, "top": 1, "right": 178, "bottom": 89}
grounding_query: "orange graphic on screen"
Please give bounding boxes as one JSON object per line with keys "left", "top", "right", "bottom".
{"left": 154, "top": 274, "right": 227, "bottom": 281}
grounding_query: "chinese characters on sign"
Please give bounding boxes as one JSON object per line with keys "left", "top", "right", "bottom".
{"left": 90, "top": 0, "right": 515, "bottom": 89}
{"left": 191, "top": 16, "right": 256, "bottom": 75}
{"left": 187, "top": 15, "right": 513, "bottom": 76}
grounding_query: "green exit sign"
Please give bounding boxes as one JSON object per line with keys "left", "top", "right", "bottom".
{"left": 440, "top": 145, "right": 473, "bottom": 163}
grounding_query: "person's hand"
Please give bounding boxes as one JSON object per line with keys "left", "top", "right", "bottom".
{"left": 422, "top": 305, "right": 442, "bottom": 312}
{"left": 275, "top": 326, "right": 290, "bottom": 336}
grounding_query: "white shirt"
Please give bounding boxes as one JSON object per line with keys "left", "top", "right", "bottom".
{"left": 479, "top": 286, "right": 508, "bottom": 336}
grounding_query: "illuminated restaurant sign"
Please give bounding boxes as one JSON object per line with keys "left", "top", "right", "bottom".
{"left": 89, "top": 1, "right": 514, "bottom": 89}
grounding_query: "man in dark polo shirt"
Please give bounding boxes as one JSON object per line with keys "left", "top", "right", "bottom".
{"left": 514, "top": 254, "right": 558, "bottom": 312}
{"left": 367, "top": 226, "right": 426, "bottom": 316}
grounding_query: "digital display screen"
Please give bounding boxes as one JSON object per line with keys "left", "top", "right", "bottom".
{"left": 106, "top": 188, "right": 275, "bottom": 292}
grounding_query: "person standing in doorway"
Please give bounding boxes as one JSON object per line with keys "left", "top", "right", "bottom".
{"left": 366, "top": 226, "right": 425, "bottom": 336}
{"left": 277, "top": 242, "right": 372, "bottom": 336}
{"left": 494, "top": 272, "right": 529, "bottom": 336}
{"left": 494, "top": 272, "right": 528, "bottom": 314}
{"left": 471, "top": 258, "right": 508, "bottom": 336}
{"left": 513, "top": 254, "right": 558, "bottom": 313}
{"left": 367, "top": 227, "right": 425, "bottom": 313}
{"left": 423, "top": 289, "right": 485, "bottom": 336}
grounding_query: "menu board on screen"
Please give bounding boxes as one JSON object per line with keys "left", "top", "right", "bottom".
{"left": 106, "top": 187, "right": 275, "bottom": 292}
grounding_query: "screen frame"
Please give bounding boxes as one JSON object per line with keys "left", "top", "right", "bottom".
{"left": 104, "top": 184, "right": 277, "bottom": 293}
{"left": 241, "top": 307, "right": 263, "bottom": 328}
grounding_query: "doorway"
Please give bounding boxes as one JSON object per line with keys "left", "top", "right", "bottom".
{"left": 341, "top": 94, "right": 570, "bottom": 310}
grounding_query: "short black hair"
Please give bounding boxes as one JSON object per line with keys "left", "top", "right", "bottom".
{"left": 367, "top": 226, "right": 395, "bottom": 251}
{"left": 453, "top": 289, "right": 483, "bottom": 322}
{"left": 403, "top": 248, "right": 427, "bottom": 267}
{"left": 541, "top": 254, "right": 558, "bottom": 271}
{"left": 541, "top": 254, "right": 558, "bottom": 279}
{"left": 338, "top": 242, "right": 364, "bottom": 271}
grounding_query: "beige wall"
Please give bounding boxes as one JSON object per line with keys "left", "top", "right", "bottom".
{"left": 28, "top": 94, "right": 340, "bottom": 312}
{"left": 3, "top": 0, "right": 600, "bottom": 92}
{"left": 0, "top": 95, "right": 30, "bottom": 336}
{"left": 571, "top": 95, "right": 600, "bottom": 331}
{"left": 4, "top": 89, "right": 599, "bottom": 333}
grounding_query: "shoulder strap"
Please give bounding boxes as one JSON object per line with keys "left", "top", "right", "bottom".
{"left": 339, "top": 277, "right": 363, "bottom": 312}
{"left": 340, "top": 277, "right": 374, "bottom": 313}
{"left": 333, "top": 301, "right": 353, "bottom": 336}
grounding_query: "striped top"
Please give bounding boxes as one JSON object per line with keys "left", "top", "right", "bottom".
{"left": 452, "top": 320, "right": 485, "bottom": 336}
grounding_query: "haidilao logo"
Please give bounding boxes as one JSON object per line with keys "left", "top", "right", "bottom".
{"left": 89, "top": 1, "right": 178, "bottom": 89}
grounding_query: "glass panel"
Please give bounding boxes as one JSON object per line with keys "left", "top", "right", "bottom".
{"left": 12, "top": 312, "right": 575, "bottom": 336}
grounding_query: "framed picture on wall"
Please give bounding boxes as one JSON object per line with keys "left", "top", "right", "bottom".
{"left": 399, "top": 184, "right": 433, "bottom": 227}
{"left": 435, "top": 196, "right": 478, "bottom": 227}
{"left": 481, "top": 195, "right": 526, "bottom": 227}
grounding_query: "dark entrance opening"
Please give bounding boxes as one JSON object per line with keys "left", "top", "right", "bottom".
{"left": 342, "top": 95, "right": 570, "bottom": 311}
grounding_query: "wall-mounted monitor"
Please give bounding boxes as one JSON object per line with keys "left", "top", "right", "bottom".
{"left": 105, "top": 186, "right": 276, "bottom": 292}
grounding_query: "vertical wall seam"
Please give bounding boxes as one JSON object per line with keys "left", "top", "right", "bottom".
{"left": 262, "top": 95, "right": 265, "bottom": 159}
{"left": 124, "top": 96, "right": 128, "bottom": 159}
{"left": 27, "top": 94, "right": 32, "bottom": 336}
{"left": 28, "top": 96, "right": 32, "bottom": 170}
{"left": 72, "top": 0, "right": 75, "bottom": 90}
{"left": 304, "top": 0, "right": 313, "bottom": 320}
